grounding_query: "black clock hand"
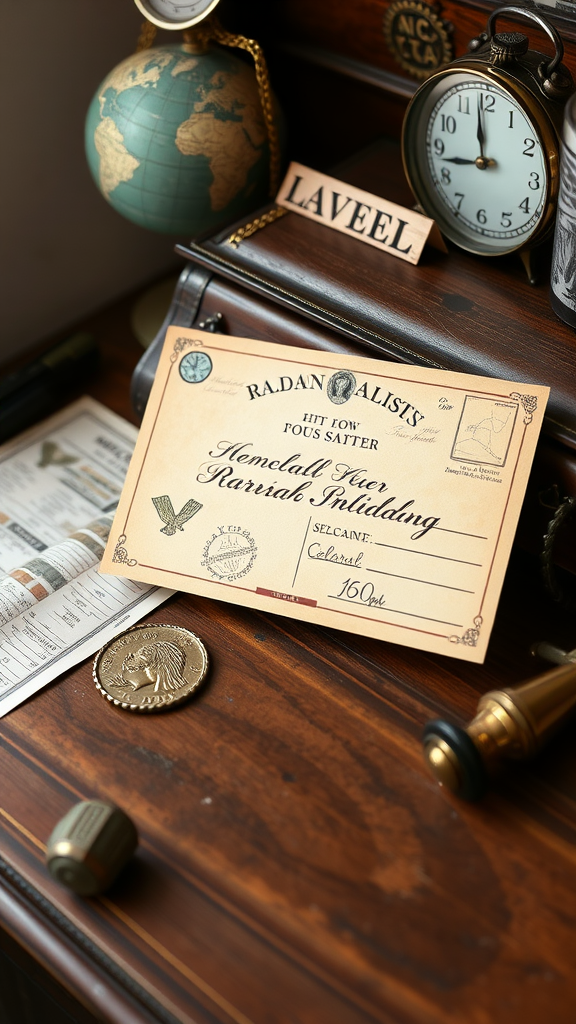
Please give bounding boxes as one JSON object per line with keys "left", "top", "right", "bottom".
{"left": 475, "top": 94, "right": 491, "bottom": 170}
{"left": 442, "top": 157, "right": 476, "bottom": 164}
{"left": 477, "top": 94, "right": 485, "bottom": 158}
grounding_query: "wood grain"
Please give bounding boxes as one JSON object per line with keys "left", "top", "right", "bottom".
{"left": 241, "top": 1, "right": 576, "bottom": 165}
{"left": 0, "top": 289, "right": 575, "bottom": 1024}
{"left": 269, "top": 0, "right": 576, "bottom": 85}
{"left": 2, "top": 3, "right": 576, "bottom": 1014}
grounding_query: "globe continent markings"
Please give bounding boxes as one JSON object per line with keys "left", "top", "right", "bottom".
{"left": 176, "top": 64, "right": 266, "bottom": 211}
{"left": 94, "top": 49, "right": 193, "bottom": 198}
{"left": 95, "top": 118, "right": 140, "bottom": 197}
{"left": 85, "top": 45, "right": 271, "bottom": 235}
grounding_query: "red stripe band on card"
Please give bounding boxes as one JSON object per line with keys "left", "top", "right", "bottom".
{"left": 256, "top": 588, "right": 317, "bottom": 607}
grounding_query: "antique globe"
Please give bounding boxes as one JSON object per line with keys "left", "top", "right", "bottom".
{"left": 85, "top": 42, "right": 280, "bottom": 236}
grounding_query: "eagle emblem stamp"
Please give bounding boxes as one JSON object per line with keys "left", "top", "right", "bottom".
{"left": 201, "top": 527, "right": 257, "bottom": 582}
{"left": 152, "top": 495, "right": 203, "bottom": 535}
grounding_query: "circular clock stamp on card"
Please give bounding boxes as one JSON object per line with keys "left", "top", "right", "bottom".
{"left": 179, "top": 351, "right": 213, "bottom": 383}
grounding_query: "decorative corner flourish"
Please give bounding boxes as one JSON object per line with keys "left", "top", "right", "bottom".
{"left": 510, "top": 392, "right": 538, "bottom": 425}
{"left": 171, "top": 335, "right": 205, "bottom": 362}
{"left": 112, "top": 534, "right": 137, "bottom": 567}
{"left": 449, "top": 615, "right": 483, "bottom": 647}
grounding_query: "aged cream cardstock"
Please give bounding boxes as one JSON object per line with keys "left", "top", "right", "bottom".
{"left": 101, "top": 330, "right": 549, "bottom": 663}
{"left": 276, "top": 162, "right": 446, "bottom": 263}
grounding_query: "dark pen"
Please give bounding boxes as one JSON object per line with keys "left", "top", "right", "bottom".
{"left": 0, "top": 332, "right": 99, "bottom": 444}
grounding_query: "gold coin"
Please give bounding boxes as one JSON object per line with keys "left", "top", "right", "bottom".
{"left": 93, "top": 623, "right": 209, "bottom": 712}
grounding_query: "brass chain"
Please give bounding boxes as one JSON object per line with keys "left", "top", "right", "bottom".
{"left": 182, "top": 14, "right": 280, "bottom": 201}
{"left": 209, "top": 22, "right": 281, "bottom": 199}
{"left": 135, "top": 13, "right": 281, "bottom": 243}
{"left": 135, "top": 20, "right": 158, "bottom": 52}
{"left": 228, "top": 206, "right": 288, "bottom": 248}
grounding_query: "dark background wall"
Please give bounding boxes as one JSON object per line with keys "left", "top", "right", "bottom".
{"left": 1, "top": 1, "right": 180, "bottom": 368}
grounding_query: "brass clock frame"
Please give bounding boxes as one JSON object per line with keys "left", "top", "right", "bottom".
{"left": 402, "top": 62, "right": 561, "bottom": 258}
{"left": 133, "top": 0, "right": 221, "bottom": 30}
{"left": 401, "top": 6, "right": 574, "bottom": 270}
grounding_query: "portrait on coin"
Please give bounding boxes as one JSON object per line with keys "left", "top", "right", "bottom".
{"left": 121, "top": 641, "right": 187, "bottom": 693}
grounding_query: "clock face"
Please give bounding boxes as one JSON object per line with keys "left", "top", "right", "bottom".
{"left": 405, "top": 71, "right": 549, "bottom": 255}
{"left": 134, "top": 0, "right": 221, "bottom": 29}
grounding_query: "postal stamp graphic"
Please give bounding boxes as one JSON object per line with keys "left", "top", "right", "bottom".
{"left": 179, "top": 351, "right": 213, "bottom": 383}
{"left": 201, "top": 527, "right": 257, "bottom": 582}
{"left": 327, "top": 370, "right": 356, "bottom": 405}
{"left": 451, "top": 396, "right": 518, "bottom": 468}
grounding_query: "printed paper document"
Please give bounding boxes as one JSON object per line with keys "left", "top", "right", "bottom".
{"left": 101, "top": 332, "right": 548, "bottom": 663}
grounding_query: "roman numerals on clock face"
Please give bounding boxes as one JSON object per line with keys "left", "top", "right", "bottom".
{"left": 419, "top": 73, "right": 547, "bottom": 251}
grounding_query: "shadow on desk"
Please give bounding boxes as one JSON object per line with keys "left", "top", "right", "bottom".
{"left": 0, "top": 927, "right": 99, "bottom": 1024}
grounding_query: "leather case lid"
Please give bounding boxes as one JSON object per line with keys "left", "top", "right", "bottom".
{"left": 177, "top": 139, "right": 576, "bottom": 450}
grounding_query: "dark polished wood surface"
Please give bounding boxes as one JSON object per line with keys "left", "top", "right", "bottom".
{"left": 183, "top": 138, "right": 576, "bottom": 448}
{"left": 178, "top": 136, "right": 576, "bottom": 581}
{"left": 1, "top": 289, "right": 576, "bottom": 1024}
{"left": 268, "top": 0, "right": 576, "bottom": 86}
{"left": 223, "top": 0, "right": 576, "bottom": 170}
{"left": 0, "top": 925, "right": 100, "bottom": 1024}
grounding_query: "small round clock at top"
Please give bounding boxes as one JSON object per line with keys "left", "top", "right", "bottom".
{"left": 133, "top": 0, "right": 221, "bottom": 30}
{"left": 179, "top": 351, "right": 213, "bottom": 383}
{"left": 401, "top": 6, "right": 574, "bottom": 259}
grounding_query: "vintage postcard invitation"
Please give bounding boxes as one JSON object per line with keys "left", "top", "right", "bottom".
{"left": 101, "top": 330, "right": 549, "bottom": 663}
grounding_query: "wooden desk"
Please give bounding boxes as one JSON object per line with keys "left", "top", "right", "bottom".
{"left": 1, "top": 290, "right": 576, "bottom": 1024}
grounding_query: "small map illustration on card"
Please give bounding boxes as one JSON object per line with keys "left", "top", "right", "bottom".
{"left": 451, "top": 396, "right": 518, "bottom": 467}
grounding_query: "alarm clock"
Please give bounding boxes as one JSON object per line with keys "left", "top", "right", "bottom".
{"left": 133, "top": 0, "right": 221, "bottom": 30}
{"left": 401, "top": 6, "right": 574, "bottom": 270}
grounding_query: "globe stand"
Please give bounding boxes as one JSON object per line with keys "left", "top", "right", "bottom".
{"left": 182, "top": 29, "right": 210, "bottom": 56}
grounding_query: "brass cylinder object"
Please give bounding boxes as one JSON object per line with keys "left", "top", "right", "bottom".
{"left": 46, "top": 801, "right": 138, "bottom": 895}
{"left": 423, "top": 661, "right": 576, "bottom": 800}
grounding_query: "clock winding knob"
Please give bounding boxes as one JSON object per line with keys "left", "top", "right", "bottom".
{"left": 490, "top": 31, "right": 529, "bottom": 64}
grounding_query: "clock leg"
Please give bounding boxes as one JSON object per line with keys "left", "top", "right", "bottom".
{"left": 516, "top": 244, "right": 537, "bottom": 284}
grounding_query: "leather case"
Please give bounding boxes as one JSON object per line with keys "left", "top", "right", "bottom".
{"left": 132, "top": 138, "right": 576, "bottom": 576}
